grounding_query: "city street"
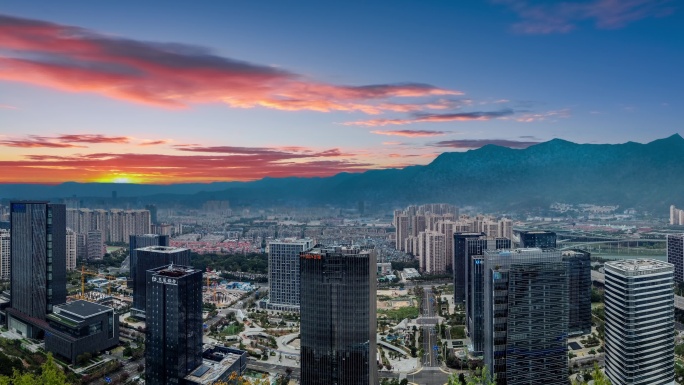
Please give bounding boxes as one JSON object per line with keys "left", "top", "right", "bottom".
{"left": 421, "top": 288, "right": 439, "bottom": 368}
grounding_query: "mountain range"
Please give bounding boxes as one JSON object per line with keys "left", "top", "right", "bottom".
{"left": 2, "top": 135, "right": 684, "bottom": 212}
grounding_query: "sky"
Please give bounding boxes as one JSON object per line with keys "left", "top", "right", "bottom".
{"left": 0, "top": 0, "right": 682, "bottom": 184}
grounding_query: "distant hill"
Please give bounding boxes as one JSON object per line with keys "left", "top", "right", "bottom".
{"left": 2, "top": 135, "right": 684, "bottom": 212}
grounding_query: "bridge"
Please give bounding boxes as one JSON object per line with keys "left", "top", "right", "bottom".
{"left": 591, "top": 270, "right": 684, "bottom": 310}
{"left": 560, "top": 237, "right": 665, "bottom": 250}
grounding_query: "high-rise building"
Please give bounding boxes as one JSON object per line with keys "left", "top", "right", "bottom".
{"left": 667, "top": 234, "right": 684, "bottom": 283}
{"left": 7, "top": 201, "right": 66, "bottom": 337}
{"left": 145, "top": 264, "right": 203, "bottom": 385}
{"left": 604, "top": 259, "right": 674, "bottom": 385}
{"left": 562, "top": 249, "right": 592, "bottom": 336}
{"left": 267, "top": 239, "right": 314, "bottom": 311}
{"left": 66, "top": 229, "right": 77, "bottom": 271}
{"left": 145, "top": 204, "right": 158, "bottom": 225}
{"left": 86, "top": 230, "right": 104, "bottom": 260}
{"left": 0, "top": 229, "right": 10, "bottom": 280}
{"left": 394, "top": 212, "right": 409, "bottom": 251}
{"left": 299, "top": 245, "right": 377, "bottom": 385}
{"left": 483, "top": 248, "right": 568, "bottom": 384}
{"left": 423, "top": 231, "right": 446, "bottom": 273}
{"left": 515, "top": 230, "right": 557, "bottom": 249}
{"left": 66, "top": 208, "right": 151, "bottom": 243}
{"left": 132, "top": 246, "right": 191, "bottom": 319}
{"left": 453, "top": 232, "right": 485, "bottom": 305}
{"left": 671, "top": 205, "right": 684, "bottom": 225}
{"left": 466, "top": 237, "right": 511, "bottom": 355}
{"left": 129, "top": 234, "right": 170, "bottom": 288}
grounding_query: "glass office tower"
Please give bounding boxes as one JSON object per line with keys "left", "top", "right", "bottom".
{"left": 9, "top": 201, "right": 66, "bottom": 336}
{"left": 483, "top": 248, "right": 568, "bottom": 385}
{"left": 604, "top": 259, "right": 674, "bottom": 385}
{"left": 131, "top": 246, "right": 190, "bottom": 319}
{"left": 145, "top": 264, "right": 203, "bottom": 385}
{"left": 299, "top": 245, "right": 377, "bottom": 385}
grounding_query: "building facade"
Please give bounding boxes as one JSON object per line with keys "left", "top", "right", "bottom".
{"left": 129, "top": 234, "right": 170, "bottom": 288}
{"left": 562, "top": 249, "right": 592, "bottom": 336}
{"left": 453, "top": 232, "right": 486, "bottom": 305}
{"left": 44, "top": 300, "right": 119, "bottom": 363}
{"left": 604, "top": 259, "right": 674, "bottom": 385}
{"left": 466, "top": 237, "right": 511, "bottom": 355}
{"left": 86, "top": 230, "right": 104, "bottom": 260}
{"left": 267, "top": 239, "right": 314, "bottom": 311}
{"left": 515, "top": 230, "right": 557, "bottom": 249}
{"left": 145, "top": 264, "right": 203, "bottom": 385}
{"left": 0, "top": 229, "right": 9, "bottom": 280}
{"left": 483, "top": 249, "right": 568, "bottom": 385}
{"left": 8, "top": 201, "right": 66, "bottom": 337}
{"left": 66, "top": 208, "right": 151, "bottom": 243}
{"left": 299, "top": 245, "right": 377, "bottom": 385}
{"left": 667, "top": 234, "right": 684, "bottom": 283}
{"left": 132, "top": 246, "right": 191, "bottom": 319}
{"left": 66, "top": 229, "right": 77, "bottom": 271}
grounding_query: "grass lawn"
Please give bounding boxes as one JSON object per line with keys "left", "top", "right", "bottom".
{"left": 377, "top": 306, "right": 419, "bottom": 321}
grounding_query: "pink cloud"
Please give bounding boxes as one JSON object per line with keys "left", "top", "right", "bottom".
{"left": 345, "top": 109, "right": 515, "bottom": 126}
{"left": 370, "top": 130, "right": 448, "bottom": 137}
{"left": 0, "top": 14, "right": 460, "bottom": 113}
{"left": 139, "top": 140, "right": 169, "bottom": 146}
{"left": 0, "top": 134, "right": 131, "bottom": 148}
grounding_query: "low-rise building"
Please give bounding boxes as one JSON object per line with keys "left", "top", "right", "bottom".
{"left": 184, "top": 346, "right": 248, "bottom": 385}
{"left": 44, "top": 300, "right": 119, "bottom": 363}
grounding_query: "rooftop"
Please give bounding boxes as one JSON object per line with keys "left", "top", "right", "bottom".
{"left": 605, "top": 259, "right": 674, "bottom": 274}
{"left": 54, "top": 300, "right": 113, "bottom": 319}
{"left": 184, "top": 347, "right": 245, "bottom": 384}
{"left": 153, "top": 264, "right": 197, "bottom": 278}
{"left": 137, "top": 246, "right": 188, "bottom": 253}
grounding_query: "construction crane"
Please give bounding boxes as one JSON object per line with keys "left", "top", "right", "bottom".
{"left": 80, "top": 265, "right": 118, "bottom": 299}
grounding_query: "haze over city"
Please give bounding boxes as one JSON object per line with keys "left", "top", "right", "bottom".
{"left": 1, "top": 1, "right": 682, "bottom": 184}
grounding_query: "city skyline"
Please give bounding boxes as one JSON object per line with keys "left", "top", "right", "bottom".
{"left": 1, "top": 1, "right": 682, "bottom": 184}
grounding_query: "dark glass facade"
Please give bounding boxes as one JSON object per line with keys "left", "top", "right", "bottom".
{"left": 562, "top": 249, "right": 592, "bottom": 336}
{"left": 667, "top": 234, "right": 684, "bottom": 283}
{"left": 484, "top": 249, "right": 568, "bottom": 385}
{"left": 467, "top": 237, "right": 510, "bottom": 354}
{"left": 132, "top": 246, "right": 189, "bottom": 318}
{"left": 517, "top": 230, "right": 557, "bottom": 249}
{"left": 9, "top": 201, "right": 66, "bottom": 321}
{"left": 45, "top": 300, "right": 119, "bottom": 363}
{"left": 129, "top": 234, "right": 169, "bottom": 290}
{"left": 145, "top": 264, "right": 203, "bottom": 385}
{"left": 454, "top": 232, "right": 485, "bottom": 305}
{"left": 299, "top": 246, "right": 377, "bottom": 385}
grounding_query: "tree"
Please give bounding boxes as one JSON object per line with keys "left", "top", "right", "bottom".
{"left": 571, "top": 363, "right": 611, "bottom": 385}
{"left": 39, "top": 353, "right": 69, "bottom": 385}
{"left": 449, "top": 365, "right": 496, "bottom": 385}
{"left": 0, "top": 353, "right": 72, "bottom": 385}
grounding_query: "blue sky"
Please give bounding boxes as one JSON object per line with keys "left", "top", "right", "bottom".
{"left": 0, "top": 1, "right": 682, "bottom": 183}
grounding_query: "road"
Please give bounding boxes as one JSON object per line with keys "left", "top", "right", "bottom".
{"left": 421, "top": 288, "right": 439, "bottom": 368}
{"left": 247, "top": 359, "right": 300, "bottom": 379}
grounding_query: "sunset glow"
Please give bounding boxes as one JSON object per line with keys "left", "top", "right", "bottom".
{"left": 0, "top": 2, "right": 681, "bottom": 184}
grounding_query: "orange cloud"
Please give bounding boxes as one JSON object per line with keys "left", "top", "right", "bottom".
{"left": 0, "top": 14, "right": 460, "bottom": 113}
{"left": 370, "top": 130, "right": 447, "bottom": 137}
{"left": 0, "top": 145, "right": 374, "bottom": 183}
